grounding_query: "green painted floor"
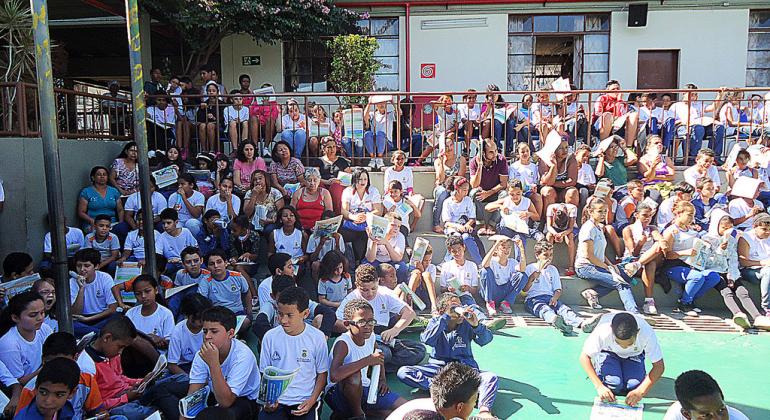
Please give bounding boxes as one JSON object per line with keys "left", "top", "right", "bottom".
{"left": 250, "top": 327, "right": 770, "bottom": 419}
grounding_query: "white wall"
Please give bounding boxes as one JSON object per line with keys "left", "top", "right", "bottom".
{"left": 220, "top": 34, "right": 284, "bottom": 92}
{"left": 408, "top": 13, "right": 508, "bottom": 92}
{"left": 610, "top": 9, "right": 749, "bottom": 90}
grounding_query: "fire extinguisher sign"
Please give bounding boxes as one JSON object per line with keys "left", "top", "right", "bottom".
{"left": 420, "top": 63, "right": 436, "bottom": 79}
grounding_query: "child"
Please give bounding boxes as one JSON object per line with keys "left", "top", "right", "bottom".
{"left": 155, "top": 208, "right": 198, "bottom": 275}
{"left": 387, "top": 363, "right": 481, "bottom": 420}
{"left": 441, "top": 177, "right": 484, "bottom": 264}
{"left": 363, "top": 99, "right": 395, "bottom": 169}
{"left": 691, "top": 177, "right": 723, "bottom": 231}
{"left": 383, "top": 180, "right": 422, "bottom": 235}
{"left": 42, "top": 217, "right": 85, "bottom": 263}
{"left": 32, "top": 278, "right": 58, "bottom": 333}
{"left": 664, "top": 370, "right": 750, "bottom": 420}
{"left": 580, "top": 312, "right": 664, "bottom": 407}
{"left": 194, "top": 153, "right": 216, "bottom": 198}
{"left": 545, "top": 202, "right": 578, "bottom": 275}
{"left": 174, "top": 246, "right": 209, "bottom": 287}
{"left": 509, "top": 143, "right": 543, "bottom": 217}
{"left": 205, "top": 178, "right": 241, "bottom": 225}
{"left": 197, "top": 249, "right": 253, "bottom": 333}
{"left": 325, "top": 299, "right": 406, "bottom": 418}
{"left": 307, "top": 210, "right": 345, "bottom": 281}
{"left": 168, "top": 293, "right": 212, "bottom": 374}
{"left": 0, "top": 292, "right": 54, "bottom": 386}
{"left": 396, "top": 292, "right": 498, "bottom": 419}
{"left": 364, "top": 213, "right": 409, "bottom": 285}
{"left": 458, "top": 90, "right": 481, "bottom": 151}
{"left": 125, "top": 275, "right": 174, "bottom": 350}
{"left": 657, "top": 181, "right": 695, "bottom": 227}
{"left": 224, "top": 94, "right": 250, "bottom": 151}
{"left": 595, "top": 135, "right": 636, "bottom": 187}
{"left": 524, "top": 241, "right": 599, "bottom": 334}
{"left": 683, "top": 148, "right": 721, "bottom": 190}
{"left": 118, "top": 213, "right": 148, "bottom": 266}
{"left": 584, "top": 179, "right": 624, "bottom": 258}
{"left": 622, "top": 202, "right": 666, "bottom": 315}
{"left": 2, "top": 252, "right": 34, "bottom": 283}
{"left": 257, "top": 253, "right": 296, "bottom": 312}
{"left": 269, "top": 206, "right": 308, "bottom": 272}
{"left": 615, "top": 179, "right": 645, "bottom": 231}
{"left": 479, "top": 236, "right": 527, "bottom": 316}
{"left": 335, "top": 265, "right": 425, "bottom": 372}
{"left": 259, "top": 287, "right": 329, "bottom": 419}
{"left": 167, "top": 174, "right": 205, "bottom": 236}
{"left": 575, "top": 200, "right": 639, "bottom": 313}
{"left": 575, "top": 143, "right": 597, "bottom": 204}
{"left": 378, "top": 264, "right": 398, "bottom": 291}
{"left": 728, "top": 180, "right": 764, "bottom": 230}
{"left": 186, "top": 306, "right": 260, "bottom": 418}
{"left": 485, "top": 179, "right": 542, "bottom": 242}
{"left": 13, "top": 357, "right": 80, "bottom": 420}
{"left": 84, "top": 214, "right": 120, "bottom": 275}
{"left": 227, "top": 215, "right": 260, "bottom": 297}
{"left": 317, "top": 250, "right": 352, "bottom": 309}
{"left": 69, "top": 249, "right": 118, "bottom": 337}
{"left": 401, "top": 245, "right": 439, "bottom": 315}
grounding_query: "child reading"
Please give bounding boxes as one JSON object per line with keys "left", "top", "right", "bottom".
{"left": 479, "top": 237, "right": 527, "bottom": 316}
{"left": 168, "top": 294, "right": 212, "bottom": 374}
{"left": 692, "top": 177, "right": 723, "bottom": 231}
{"left": 441, "top": 177, "right": 484, "bottom": 264}
{"left": 124, "top": 275, "right": 174, "bottom": 350}
{"left": 307, "top": 210, "right": 345, "bottom": 282}
{"left": 317, "top": 250, "right": 352, "bottom": 309}
{"left": 509, "top": 142, "right": 543, "bottom": 217}
{"left": 69, "top": 249, "right": 118, "bottom": 337}
{"left": 401, "top": 245, "right": 439, "bottom": 315}
{"left": 197, "top": 249, "right": 253, "bottom": 333}
{"left": 657, "top": 181, "right": 695, "bottom": 227}
{"left": 484, "top": 180, "right": 541, "bottom": 242}
{"left": 383, "top": 180, "right": 422, "bottom": 236}
{"left": 269, "top": 206, "right": 308, "bottom": 272}
{"left": 84, "top": 214, "right": 120, "bottom": 275}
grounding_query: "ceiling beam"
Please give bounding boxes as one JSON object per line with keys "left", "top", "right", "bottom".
{"left": 78, "top": 0, "right": 176, "bottom": 38}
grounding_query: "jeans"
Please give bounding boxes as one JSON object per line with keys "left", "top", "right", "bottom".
{"left": 140, "top": 373, "right": 190, "bottom": 419}
{"left": 471, "top": 188, "right": 502, "bottom": 227}
{"left": 341, "top": 136, "right": 364, "bottom": 158}
{"left": 575, "top": 265, "right": 638, "bottom": 312}
{"left": 526, "top": 294, "right": 583, "bottom": 328}
{"left": 364, "top": 130, "right": 387, "bottom": 155}
{"left": 397, "top": 362, "right": 498, "bottom": 410}
{"left": 676, "top": 124, "right": 725, "bottom": 158}
{"left": 390, "top": 134, "right": 423, "bottom": 157}
{"left": 433, "top": 186, "right": 451, "bottom": 228}
{"left": 665, "top": 266, "right": 721, "bottom": 305}
{"left": 493, "top": 119, "right": 517, "bottom": 154}
{"left": 648, "top": 117, "right": 676, "bottom": 150}
{"left": 378, "top": 338, "right": 426, "bottom": 373}
{"left": 442, "top": 232, "right": 484, "bottom": 265}
{"left": 480, "top": 268, "right": 527, "bottom": 305}
{"left": 594, "top": 351, "right": 646, "bottom": 396}
{"left": 281, "top": 129, "right": 307, "bottom": 157}
{"left": 740, "top": 267, "right": 770, "bottom": 312}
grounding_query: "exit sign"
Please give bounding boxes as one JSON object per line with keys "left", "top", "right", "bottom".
{"left": 241, "top": 56, "right": 261, "bottom": 66}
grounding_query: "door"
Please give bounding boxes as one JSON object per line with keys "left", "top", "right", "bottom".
{"left": 636, "top": 50, "right": 679, "bottom": 90}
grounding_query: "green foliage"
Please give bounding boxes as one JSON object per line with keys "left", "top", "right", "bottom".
{"left": 141, "top": 0, "right": 359, "bottom": 75}
{"left": 0, "top": 0, "right": 35, "bottom": 83}
{"left": 327, "top": 34, "right": 381, "bottom": 104}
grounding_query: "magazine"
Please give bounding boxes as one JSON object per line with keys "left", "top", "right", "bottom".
{"left": 257, "top": 367, "right": 300, "bottom": 405}
{"left": 165, "top": 283, "right": 197, "bottom": 299}
{"left": 366, "top": 214, "right": 390, "bottom": 240}
{"left": 251, "top": 204, "right": 268, "bottom": 232}
{"left": 394, "top": 200, "right": 413, "bottom": 220}
{"left": 144, "top": 411, "right": 161, "bottom": 420}
{"left": 284, "top": 183, "right": 301, "bottom": 197}
{"left": 136, "top": 354, "right": 167, "bottom": 393}
{"left": 641, "top": 197, "right": 659, "bottom": 211}
{"left": 343, "top": 108, "right": 365, "bottom": 140}
{"left": 502, "top": 211, "right": 529, "bottom": 234}
{"left": 446, "top": 275, "right": 470, "bottom": 297}
{"left": 152, "top": 166, "right": 178, "bottom": 189}
{"left": 187, "top": 169, "right": 211, "bottom": 185}
{"left": 747, "top": 144, "right": 770, "bottom": 168}
{"left": 594, "top": 182, "right": 612, "bottom": 199}
{"left": 115, "top": 263, "right": 142, "bottom": 304}
{"left": 686, "top": 238, "right": 711, "bottom": 271}
{"left": 551, "top": 77, "right": 571, "bottom": 101}
{"left": 1, "top": 273, "right": 40, "bottom": 303}
{"left": 337, "top": 171, "right": 352, "bottom": 186}
{"left": 235, "top": 314, "right": 247, "bottom": 332}
{"left": 178, "top": 385, "right": 210, "bottom": 418}
{"left": 590, "top": 398, "right": 644, "bottom": 420}
{"left": 410, "top": 237, "right": 430, "bottom": 266}
{"left": 313, "top": 215, "right": 343, "bottom": 238}
{"left": 308, "top": 122, "right": 331, "bottom": 137}
{"left": 398, "top": 283, "right": 426, "bottom": 311}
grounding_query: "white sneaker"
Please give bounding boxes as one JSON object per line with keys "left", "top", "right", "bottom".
{"left": 693, "top": 307, "right": 702, "bottom": 313}
{"left": 581, "top": 289, "right": 603, "bottom": 309}
{"left": 377, "top": 158, "right": 385, "bottom": 168}
{"left": 752, "top": 315, "right": 770, "bottom": 331}
{"left": 367, "top": 159, "right": 377, "bottom": 169}
{"left": 642, "top": 299, "right": 658, "bottom": 315}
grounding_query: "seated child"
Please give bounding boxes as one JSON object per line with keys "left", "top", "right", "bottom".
{"left": 683, "top": 148, "right": 721, "bottom": 191}
{"left": 378, "top": 263, "right": 398, "bottom": 291}
{"left": 155, "top": 208, "right": 198, "bottom": 275}
{"left": 84, "top": 214, "right": 120, "bottom": 275}
{"left": 484, "top": 180, "right": 541, "bottom": 242}
{"left": 317, "top": 250, "right": 352, "bottom": 309}
{"left": 399, "top": 245, "right": 439, "bottom": 315}
{"left": 657, "top": 181, "right": 695, "bottom": 227}
{"left": 584, "top": 179, "right": 623, "bottom": 258}
{"left": 441, "top": 177, "right": 484, "bottom": 264}
{"left": 117, "top": 213, "right": 148, "bottom": 266}
{"left": 268, "top": 206, "right": 308, "bottom": 274}
{"left": 364, "top": 212, "right": 410, "bottom": 285}
{"left": 197, "top": 249, "right": 252, "bottom": 333}
{"left": 479, "top": 236, "right": 527, "bottom": 316}
{"left": 621, "top": 202, "right": 666, "bottom": 314}
{"left": 0, "top": 292, "right": 54, "bottom": 387}
{"left": 397, "top": 293, "right": 498, "bottom": 419}
{"left": 737, "top": 213, "right": 770, "bottom": 315}
{"left": 580, "top": 312, "right": 664, "bottom": 407}
{"left": 524, "top": 241, "right": 599, "bottom": 334}
{"left": 383, "top": 180, "right": 422, "bottom": 236}
{"left": 259, "top": 287, "right": 330, "bottom": 419}
{"left": 307, "top": 210, "right": 345, "bottom": 281}
{"left": 227, "top": 215, "right": 260, "bottom": 296}
{"left": 69, "top": 249, "right": 118, "bottom": 337}
{"left": 168, "top": 294, "right": 212, "bottom": 375}
{"left": 124, "top": 275, "right": 175, "bottom": 350}
{"left": 728, "top": 179, "right": 764, "bottom": 230}
{"left": 32, "top": 278, "right": 58, "bottom": 333}
{"left": 186, "top": 306, "right": 260, "bottom": 418}
{"left": 691, "top": 177, "right": 723, "bottom": 231}
{"left": 325, "top": 299, "right": 406, "bottom": 418}
{"left": 575, "top": 143, "right": 596, "bottom": 204}
{"left": 725, "top": 149, "right": 757, "bottom": 191}
{"left": 167, "top": 246, "right": 209, "bottom": 316}
{"left": 545, "top": 202, "right": 577, "bottom": 275}
{"left": 42, "top": 217, "right": 85, "bottom": 268}
{"left": 614, "top": 179, "right": 644, "bottom": 232}
{"left": 13, "top": 357, "right": 80, "bottom": 420}
{"left": 663, "top": 370, "right": 750, "bottom": 420}
{"left": 257, "top": 253, "right": 295, "bottom": 311}
{"left": 509, "top": 143, "right": 543, "bottom": 217}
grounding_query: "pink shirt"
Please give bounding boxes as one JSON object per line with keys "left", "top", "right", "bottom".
{"left": 234, "top": 158, "right": 267, "bottom": 186}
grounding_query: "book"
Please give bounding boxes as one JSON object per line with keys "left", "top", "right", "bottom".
{"left": 1, "top": 273, "right": 40, "bottom": 303}
{"left": 152, "top": 166, "right": 178, "bottom": 189}
{"left": 343, "top": 108, "right": 365, "bottom": 140}
{"left": 398, "top": 283, "right": 426, "bottom": 311}
{"left": 594, "top": 135, "right": 618, "bottom": 156}
{"left": 251, "top": 204, "right": 268, "bottom": 231}
{"left": 410, "top": 237, "right": 430, "bottom": 266}
{"left": 590, "top": 398, "right": 644, "bottom": 420}
{"left": 165, "top": 283, "right": 197, "bottom": 299}
{"left": 724, "top": 143, "right": 745, "bottom": 169}
{"left": 366, "top": 214, "right": 390, "bottom": 241}
{"left": 76, "top": 332, "right": 95, "bottom": 353}
{"left": 253, "top": 86, "right": 276, "bottom": 102}
{"left": 284, "top": 183, "right": 301, "bottom": 197}
{"left": 394, "top": 200, "right": 413, "bottom": 220}
{"left": 337, "top": 171, "right": 352, "bottom": 186}
{"left": 257, "top": 367, "right": 300, "bottom": 405}
{"left": 551, "top": 77, "right": 571, "bottom": 101}
{"left": 136, "top": 354, "right": 167, "bottom": 393}
{"left": 145, "top": 411, "right": 161, "bottom": 420}
{"left": 747, "top": 144, "right": 770, "bottom": 168}
{"left": 308, "top": 121, "right": 331, "bottom": 137}
{"left": 178, "top": 385, "right": 210, "bottom": 418}
{"left": 641, "top": 197, "right": 659, "bottom": 210}
{"left": 594, "top": 182, "right": 612, "bottom": 199}
{"left": 236, "top": 314, "right": 247, "bottom": 332}
{"left": 313, "top": 215, "right": 343, "bottom": 239}
{"left": 731, "top": 176, "right": 762, "bottom": 199}
{"left": 369, "top": 95, "right": 393, "bottom": 104}
{"left": 502, "top": 211, "right": 529, "bottom": 234}
{"left": 686, "top": 238, "right": 711, "bottom": 271}
{"left": 536, "top": 130, "right": 563, "bottom": 164}
{"left": 446, "top": 275, "right": 470, "bottom": 297}
{"left": 115, "top": 263, "right": 142, "bottom": 304}
{"left": 0, "top": 389, "right": 8, "bottom": 414}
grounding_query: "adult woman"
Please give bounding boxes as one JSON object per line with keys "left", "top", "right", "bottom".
{"left": 738, "top": 213, "right": 770, "bottom": 316}
{"left": 279, "top": 99, "right": 308, "bottom": 158}
{"left": 268, "top": 140, "right": 307, "bottom": 198}
{"left": 232, "top": 141, "right": 267, "bottom": 195}
{"left": 470, "top": 138, "right": 508, "bottom": 235}
{"left": 539, "top": 138, "right": 579, "bottom": 213}
{"left": 290, "top": 168, "right": 333, "bottom": 232}
{"left": 243, "top": 170, "right": 284, "bottom": 234}
{"left": 314, "top": 136, "right": 351, "bottom": 213}
{"left": 637, "top": 135, "right": 675, "bottom": 202}
{"left": 167, "top": 173, "right": 205, "bottom": 235}
{"left": 432, "top": 135, "right": 467, "bottom": 233}
{"left": 109, "top": 142, "right": 139, "bottom": 195}
{"left": 78, "top": 166, "right": 124, "bottom": 233}
{"left": 340, "top": 168, "right": 383, "bottom": 262}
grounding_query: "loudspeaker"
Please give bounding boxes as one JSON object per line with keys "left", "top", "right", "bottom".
{"left": 628, "top": 3, "right": 648, "bottom": 27}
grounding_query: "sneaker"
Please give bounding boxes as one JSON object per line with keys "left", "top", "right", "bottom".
{"left": 367, "top": 159, "right": 377, "bottom": 169}
{"left": 752, "top": 315, "right": 770, "bottom": 331}
{"left": 553, "top": 315, "right": 573, "bottom": 334}
{"left": 623, "top": 261, "right": 642, "bottom": 277}
{"left": 642, "top": 298, "right": 658, "bottom": 315}
{"left": 581, "top": 315, "right": 602, "bottom": 333}
{"left": 500, "top": 301, "right": 513, "bottom": 314}
{"left": 733, "top": 313, "right": 751, "bottom": 330}
{"left": 565, "top": 268, "right": 577, "bottom": 276}
{"left": 482, "top": 318, "right": 507, "bottom": 331}
{"left": 261, "top": 146, "right": 271, "bottom": 158}
{"left": 377, "top": 158, "right": 385, "bottom": 168}
{"left": 581, "top": 289, "right": 603, "bottom": 309}
{"left": 678, "top": 302, "right": 699, "bottom": 317}
{"left": 486, "top": 301, "right": 497, "bottom": 317}
{"left": 693, "top": 307, "right": 702, "bottom": 314}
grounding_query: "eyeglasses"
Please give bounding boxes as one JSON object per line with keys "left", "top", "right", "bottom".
{"left": 351, "top": 319, "right": 377, "bottom": 328}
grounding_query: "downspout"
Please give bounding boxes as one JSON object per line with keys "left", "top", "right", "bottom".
{"left": 405, "top": 3, "right": 411, "bottom": 91}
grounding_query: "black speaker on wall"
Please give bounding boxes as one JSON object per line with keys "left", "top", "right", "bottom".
{"left": 628, "top": 3, "right": 648, "bottom": 27}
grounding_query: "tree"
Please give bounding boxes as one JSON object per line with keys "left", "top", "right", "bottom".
{"left": 141, "top": 0, "right": 360, "bottom": 76}
{"left": 327, "top": 34, "right": 380, "bottom": 104}
{"left": 0, "top": 0, "right": 35, "bottom": 131}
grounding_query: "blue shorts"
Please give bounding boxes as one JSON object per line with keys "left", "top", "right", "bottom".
{"left": 324, "top": 382, "right": 400, "bottom": 417}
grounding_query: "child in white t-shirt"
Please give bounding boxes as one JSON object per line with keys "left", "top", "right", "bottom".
{"left": 363, "top": 100, "right": 395, "bottom": 169}
{"left": 575, "top": 144, "right": 596, "bottom": 203}
{"left": 479, "top": 237, "right": 527, "bottom": 316}
{"left": 656, "top": 182, "right": 695, "bottom": 227}
{"left": 84, "top": 215, "right": 121, "bottom": 275}
{"left": 224, "top": 94, "right": 250, "bottom": 150}
{"left": 167, "top": 293, "right": 211, "bottom": 374}
{"left": 383, "top": 179, "right": 422, "bottom": 235}
{"left": 156, "top": 208, "right": 198, "bottom": 275}
{"left": 509, "top": 142, "right": 543, "bottom": 217}
{"left": 124, "top": 275, "right": 174, "bottom": 351}
{"left": 441, "top": 177, "right": 484, "bottom": 264}
{"left": 728, "top": 189, "right": 765, "bottom": 230}
{"left": 485, "top": 179, "right": 541, "bottom": 242}
{"left": 399, "top": 244, "right": 439, "bottom": 314}
{"left": 308, "top": 210, "right": 346, "bottom": 281}
{"left": 69, "top": 248, "right": 118, "bottom": 337}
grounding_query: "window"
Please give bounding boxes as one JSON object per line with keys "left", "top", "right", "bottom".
{"left": 283, "top": 40, "right": 330, "bottom": 92}
{"left": 747, "top": 10, "right": 770, "bottom": 87}
{"left": 508, "top": 14, "right": 610, "bottom": 90}
{"left": 358, "top": 17, "right": 400, "bottom": 91}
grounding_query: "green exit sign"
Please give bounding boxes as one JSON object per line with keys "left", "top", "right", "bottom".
{"left": 241, "top": 56, "right": 261, "bottom": 66}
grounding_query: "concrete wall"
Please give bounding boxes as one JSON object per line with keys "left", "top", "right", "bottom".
{"left": 609, "top": 9, "right": 749, "bottom": 90}
{"left": 0, "top": 138, "right": 127, "bottom": 262}
{"left": 220, "top": 34, "right": 284, "bottom": 92}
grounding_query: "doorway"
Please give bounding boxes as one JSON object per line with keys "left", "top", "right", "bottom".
{"left": 637, "top": 50, "right": 679, "bottom": 91}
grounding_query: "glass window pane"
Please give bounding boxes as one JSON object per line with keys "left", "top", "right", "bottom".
{"left": 748, "top": 51, "right": 770, "bottom": 69}
{"left": 296, "top": 41, "right": 312, "bottom": 57}
{"left": 750, "top": 11, "right": 770, "bottom": 29}
{"left": 298, "top": 59, "right": 312, "bottom": 74}
{"left": 377, "top": 57, "right": 399, "bottom": 74}
{"left": 508, "top": 73, "right": 533, "bottom": 90}
{"left": 747, "top": 69, "right": 770, "bottom": 87}
{"left": 375, "top": 74, "right": 399, "bottom": 91}
{"left": 534, "top": 15, "right": 558, "bottom": 32}
{"left": 585, "top": 14, "right": 609, "bottom": 31}
{"left": 749, "top": 33, "right": 770, "bottom": 50}
{"left": 356, "top": 19, "right": 370, "bottom": 35}
{"left": 508, "top": 55, "right": 533, "bottom": 73}
{"left": 583, "top": 53, "right": 608, "bottom": 72}
{"left": 559, "top": 15, "right": 584, "bottom": 32}
{"left": 375, "top": 38, "right": 399, "bottom": 57}
{"left": 508, "top": 15, "right": 532, "bottom": 32}
{"left": 508, "top": 36, "right": 533, "bottom": 54}
{"left": 371, "top": 18, "right": 398, "bottom": 36}
{"left": 583, "top": 72, "right": 609, "bottom": 89}
{"left": 584, "top": 34, "right": 609, "bottom": 53}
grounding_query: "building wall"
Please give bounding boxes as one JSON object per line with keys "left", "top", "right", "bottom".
{"left": 220, "top": 34, "right": 284, "bottom": 92}
{"left": 610, "top": 9, "right": 749, "bottom": 90}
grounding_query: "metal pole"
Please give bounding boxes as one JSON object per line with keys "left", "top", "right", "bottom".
{"left": 30, "top": 0, "right": 72, "bottom": 334}
{"left": 125, "top": 0, "right": 158, "bottom": 279}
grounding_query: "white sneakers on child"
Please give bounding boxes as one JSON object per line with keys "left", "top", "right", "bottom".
{"left": 752, "top": 315, "right": 770, "bottom": 331}
{"left": 642, "top": 298, "right": 658, "bottom": 315}
{"left": 581, "top": 289, "right": 602, "bottom": 309}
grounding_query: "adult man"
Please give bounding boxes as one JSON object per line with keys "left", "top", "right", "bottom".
{"left": 469, "top": 138, "right": 508, "bottom": 236}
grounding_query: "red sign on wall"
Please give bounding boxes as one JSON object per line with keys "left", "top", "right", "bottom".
{"left": 420, "top": 63, "right": 436, "bottom": 79}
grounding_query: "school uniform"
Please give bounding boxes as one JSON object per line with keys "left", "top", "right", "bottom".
{"left": 317, "top": 277, "right": 352, "bottom": 304}
{"left": 441, "top": 196, "right": 484, "bottom": 264}
{"left": 663, "top": 224, "right": 721, "bottom": 306}
{"left": 0, "top": 324, "right": 54, "bottom": 380}
{"left": 123, "top": 229, "right": 146, "bottom": 261}
{"left": 167, "top": 191, "right": 205, "bottom": 235}
{"left": 167, "top": 320, "right": 203, "bottom": 372}
{"left": 205, "top": 194, "right": 242, "bottom": 225}
{"left": 739, "top": 228, "right": 770, "bottom": 312}
{"left": 43, "top": 226, "right": 86, "bottom": 258}
{"left": 13, "top": 399, "right": 76, "bottom": 420}
{"left": 16, "top": 371, "right": 102, "bottom": 420}
{"left": 670, "top": 101, "right": 725, "bottom": 159}
{"left": 480, "top": 258, "right": 527, "bottom": 306}
{"left": 155, "top": 228, "right": 198, "bottom": 273}
{"left": 68, "top": 272, "right": 118, "bottom": 337}
{"left": 124, "top": 191, "right": 167, "bottom": 219}
{"left": 125, "top": 304, "right": 175, "bottom": 342}
{"left": 197, "top": 271, "right": 250, "bottom": 314}
{"left": 728, "top": 198, "right": 764, "bottom": 230}
{"left": 524, "top": 263, "right": 584, "bottom": 328}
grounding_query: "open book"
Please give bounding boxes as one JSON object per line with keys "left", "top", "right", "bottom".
{"left": 257, "top": 367, "right": 300, "bottom": 405}
{"left": 76, "top": 332, "right": 95, "bottom": 353}
{"left": 136, "top": 355, "right": 167, "bottom": 393}
{"left": 367, "top": 213, "right": 390, "bottom": 241}
{"left": 313, "top": 215, "right": 343, "bottom": 239}
{"left": 536, "top": 130, "right": 563, "bottom": 164}
{"left": 114, "top": 263, "right": 142, "bottom": 304}
{"left": 686, "top": 238, "right": 711, "bottom": 271}
{"left": 165, "top": 283, "right": 197, "bottom": 299}
{"left": 178, "top": 385, "right": 210, "bottom": 418}
{"left": 337, "top": 171, "right": 352, "bottom": 187}
{"left": 590, "top": 398, "right": 644, "bottom": 420}
{"left": 152, "top": 166, "right": 178, "bottom": 189}
{"left": 502, "top": 211, "right": 529, "bottom": 234}
{"left": 410, "top": 237, "right": 430, "bottom": 266}
{"left": 1, "top": 273, "right": 40, "bottom": 303}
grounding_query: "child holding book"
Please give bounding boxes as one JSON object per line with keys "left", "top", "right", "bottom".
{"left": 484, "top": 179, "right": 542, "bottom": 243}
{"left": 728, "top": 178, "right": 764, "bottom": 230}
{"left": 622, "top": 202, "right": 666, "bottom": 315}
{"left": 168, "top": 294, "right": 212, "bottom": 374}
{"left": 84, "top": 214, "right": 120, "bottom": 275}
{"left": 401, "top": 244, "right": 439, "bottom": 315}
{"left": 509, "top": 142, "right": 543, "bottom": 217}
{"left": 364, "top": 213, "right": 409, "bottom": 285}
{"left": 657, "top": 182, "right": 695, "bottom": 227}
{"left": 317, "top": 250, "right": 352, "bottom": 309}
{"left": 692, "top": 177, "right": 724, "bottom": 231}
{"left": 441, "top": 177, "right": 484, "bottom": 264}
{"left": 383, "top": 180, "right": 422, "bottom": 236}
{"left": 269, "top": 206, "right": 308, "bottom": 274}
{"left": 480, "top": 236, "right": 527, "bottom": 316}
{"left": 307, "top": 210, "right": 345, "bottom": 282}
{"left": 197, "top": 249, "right": 253, "bottom": 333}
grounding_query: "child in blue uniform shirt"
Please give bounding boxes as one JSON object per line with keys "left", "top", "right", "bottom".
{"left": 14, "top": 357, "right": 79, "bottom": 420}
